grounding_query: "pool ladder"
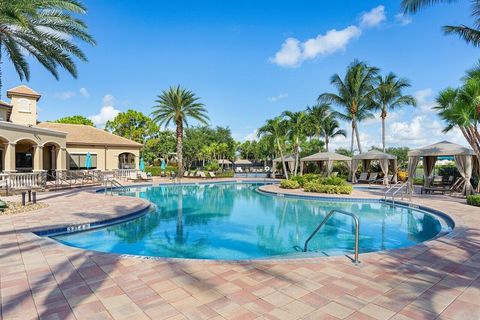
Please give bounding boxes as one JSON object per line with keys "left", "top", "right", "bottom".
{"left": 384, "top": 181, "right": 411, "bottom": 205}
{"left": 104, "top": 178, "right": 127, "bottom": 195}
{"left": 303, "top": 209, "right": 360, "bottom": 265}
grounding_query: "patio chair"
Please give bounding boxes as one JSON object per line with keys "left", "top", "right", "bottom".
{"left": 421, "top": 177, "right": 463, "bottom": 195}
{"left": 367, "top": 172, "right": 379, "bottom": 183}
{"left": 208, "top": 171, "right": 216, "bottom": 178}
{"left": 357, "top": 172, "right": 369, "bottom": 183}
{"left": 140, "top": 172, "right": 153, "bottom": 181}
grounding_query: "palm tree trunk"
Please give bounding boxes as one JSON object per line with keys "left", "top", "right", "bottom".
{"left": 176, "top": 121, "right": 184, "bottom": 176}
{"left": 354, "top": 120, "right": 362, "bottom": 153}
{"left": 325, "top": 136, "right": 329, "bottom": 152}
{"left": 350, "top": 121, "right": 355, "bottom": 153}
{"left": 277, "top": 139, "right": 289, "bottom": 179}
{"left": 382, "top": 108, "right": 387, "bottom": 152}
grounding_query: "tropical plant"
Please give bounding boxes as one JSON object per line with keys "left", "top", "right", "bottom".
{"left": 0, "top": 0, "right": 96, "bottom": 97}
{"left": 306, "top": 103, "right": 330, "bottom": 148}
{"left": 105, "top": 110, "right": 158, "bottom": 144}
{"left": 373, "top": 73, "right": 416, "bottom": 151}
{"left": 319, "top": 60, "right": 379, "bottom": 154}
{"left": 258, "top": 116, "right": 289, "bottom": 179}
{"left": 50, "top": 115, "right": 94, "bottom": 126}
{"left": 152, "top": 86, "right": 209, "bottom": 175}
{"left": 322, "top": 116, "right": 346, "bottom": 152}
{"left": 282, "top": 111, "right": 308, "bottom": 176}
{"left": 402, "top": 0, "right": 480, "bottom": 46}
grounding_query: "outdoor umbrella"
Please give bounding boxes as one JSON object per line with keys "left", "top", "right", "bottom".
{"left": 85, "top": 152, "right": 92, "bottom": 169}
{"left": 140, "top": 157, "right": 145, "bottom": 171}
{"left": 161, "top": 159, "right": 166, "bottom": 171}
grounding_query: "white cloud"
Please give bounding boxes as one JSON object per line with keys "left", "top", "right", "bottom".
{"left": 244, "top": 129, "right": 258, "bottom": 142}
{"left": 79, "top": 87, "right": 90, "bottom": 98}
{"left": 414, "top": 88, "right": 437, "bottom": 114}
{"left": 360, "top": 5, "right": 386, "bottom": 28}
{"left": 54, "top": 91, "right": 76, "bottom": 100}
{"left": 268, "top": 93, "right": 288, "bottom": 102}
{"left": 395, "top": 13, "right": 412, "bottom": 26}
{"left": 270, "top": 38, "right": 302, "bottom": 68}
{"left": 89, "top": 94, "right": 120, "bottom": 127}
{"left": 270, "top": 26, "right": 361, "bottom": 67}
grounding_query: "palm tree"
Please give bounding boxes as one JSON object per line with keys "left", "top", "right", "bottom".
{"left": 373, "top": 73, "right": 416, "bottom": 152}
{"left": 152, "top": 86, "right": 209, "bottom": 176}
{"left": 323, "top": 116, "right": 346, "bottom": 152}
{"left": 258, "top": 117, "right": 289, "bottom": 179}
{"left": 282, "top": 111, "right": 308, "bottom": 176}
{"left": 0, "top": 0, "right": 96, "bottom": 97}
{"left": 402, "top": 0, "right": 480, "bottom": 46}
{"left": 319, "top": 60, "right": 378, "bottom": 154}
{"left": 306, "top": 103, "right": 330, "bottom": 150}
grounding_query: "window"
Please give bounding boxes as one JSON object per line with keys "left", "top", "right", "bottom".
{"left": 17, "top": 98, "right": 31, "bottom": 113}
{"left": 69, "top": 153, "right": 97, "bottom": 170}
{"left": 16, "top": 153, "right": 33, "bottom": 169}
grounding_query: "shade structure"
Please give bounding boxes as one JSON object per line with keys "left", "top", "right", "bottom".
{"left": 407, "top": 141, "right": 475, "bottom": 195}
{"left": 234, "top": 159, "right": 252, "bottom": 165}
{"left": 351, "top": 150, "right": 397, "bottom": 185}
{"left": 85, "top": 152, "right": 92, "bottom": 169}
{"left": 219, "top": 159, "right": 233, "bottom": 165}
{"left": 272, "top": 154, "right": 296, "bottom": 177}
{"left": 139, "top": 157, "right": 145, "bottom": 171}
{"left": 300, "top": 152, "right": 352, "bottom": 177}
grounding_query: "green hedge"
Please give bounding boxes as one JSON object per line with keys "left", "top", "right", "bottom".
{"left": 280, "top": 179, "right": 300, "bottom": 189}
{"left": 304, "top": 182, "right": 352, "bottom": 194}
{"left": 290, "top": 174, "right": 347, "bottom": 187}
{"left": 467, "top": 195, "right": 480, "bottom": 207}
{"left": 215, "top": 170, "right": 234, "bottom": 178}
{"left": 145, "top": 165, "right": 178, "bottom": 176}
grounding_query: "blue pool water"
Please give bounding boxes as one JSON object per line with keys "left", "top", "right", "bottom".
{"left": 52, "top": 182, "right": 450, "bottom": 260}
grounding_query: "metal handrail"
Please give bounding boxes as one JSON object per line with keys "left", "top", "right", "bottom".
{"left": 104, "top": 177, "right": 126, "bottom": 195}
{"left": 384, "top": 181, "right": 410, "bottom": 205}
{"left": 303, "top": 209, "right": 360, "bottom": 264}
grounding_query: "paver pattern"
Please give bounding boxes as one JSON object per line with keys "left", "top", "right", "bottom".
{"left": 1, "top": 178, "right": 479, "bottom": 320}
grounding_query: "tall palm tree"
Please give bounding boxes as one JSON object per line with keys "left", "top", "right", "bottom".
{"left": 282, "top": 110, "right": 308, "bottom": 176}
{"left": 402, "top": 0, "right": 480, "bottom": 46}
{"left": 319, "top": 60, "right": 378, "bottom": 154}
{"left": 306, "top": 103, "right": 330, "bottom": 150}
{"left": 373, "top": 73, "right": 416, "bottom": 152}
{"left": 258, "top": 117, "right": 289, "bottom": 179}
{"left": 0, "top": 0, "right": 96, "bottom": 97}
{"left": 152, "top": 86, "right": 209, "bottom": 176}
{"left": 322, "top": 116, "right": 346, "bottom": 152}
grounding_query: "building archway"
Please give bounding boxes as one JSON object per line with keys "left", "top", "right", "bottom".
{"left": 42, "top": 141, "right": 61, "bottom": 176}
{"left": 15, "top": 138, "right": 37, "bottom": 172}
{"left": 118, "top": 152, "right": 136, "bottom": 169}
{"left": 0, "top": 136, "right": 10, "bottom": 172}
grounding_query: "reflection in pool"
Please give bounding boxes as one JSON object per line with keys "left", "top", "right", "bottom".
{"left": 52, "top": 183, "right": 449, "bottom": 260}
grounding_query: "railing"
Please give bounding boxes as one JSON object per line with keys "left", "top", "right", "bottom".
{"left": 303, "top": 209, "right": 360, "bottom": 264}
{"left": 384, "top": 180, "right": 410, "bottom": 205}
{"left": 103, "top": 177, "right": 127, "bottom": 195}
{"left": 113, "top": 169, "right": 138, "bottom": 180}
{"left": 0, "top": 172, "right": 47, "bottom": 195}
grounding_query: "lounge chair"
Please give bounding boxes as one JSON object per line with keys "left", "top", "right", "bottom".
{"left": 189, "top": 172, "right": 195, "bottom": 177}
{"left": 197, "top": 171, "right": 207, "bottom": 178}
{"left": 208, "top": 171, "right": 216, "bottom": 178}
{"left": 421, "top": 177, "right": 464, "bottom": 195}
{"left": 183, "top": 171, "right": 189, "bottom": 177}
{"left": 140, "top": 172, "right": 153, "bottom": 181}
{"left": 357, "top": 172, "right": 369, "bottom": 183}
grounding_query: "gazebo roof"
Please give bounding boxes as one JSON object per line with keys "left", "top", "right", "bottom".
{"left": 353, "top": 150, "right": 397, "bottom": 160}
{"left": 301, "top": 151, "right": 352, "bottom": 162}
{"left": 219, "top": 159, "right": 232, "bottom": 165}
{"left": 234, "top": 159, "right": 252, "bottom": 165}
{"left": 272, "top": 154, "right": 296, "bottom": 162}
{"left": 408, "top": 141, "right": 474, "bottom": 157}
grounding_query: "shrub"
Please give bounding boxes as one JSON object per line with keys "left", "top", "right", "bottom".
{"left": 205, "top": 161, "right": 220, "bottom": 172}
{"left": 304, "top": 182, "right": 352, "bottom": 194}
{"left": 413, "top": 177, "right": 424, "bottom": 185}
{"left": 280, "top": 179, "right": 300, "bottom": 189}
{"left": 397, "top": 170, "right": 408, "bottom": 182}
{"left": 467, "top": 195, "right": 480, "bottom": 207}
{"left": 291, "top": 173, "right": 321, "bottom": 187}
{"left": 145, "top": 165, "right": 178, "bottom": 176}
{"left": 318, "top": 176, "right": 347, "bottom": 186}
{"left": 216, "top": 170, "right": 234, "bottom": 178}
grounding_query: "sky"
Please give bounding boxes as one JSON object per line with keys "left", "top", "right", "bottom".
{"left": 2, "top": 0, "right": 478, "bottom": 151}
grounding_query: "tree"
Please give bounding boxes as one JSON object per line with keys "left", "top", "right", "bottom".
{"left": 258, "top": 117, "right": 290, "bottom": 179}
{"left": 105, "top": 110, "right": 158, "bottom": 144}
{"left": 323, "top": 116, "right": 346, "bottom": 152}
{"left": 306, "top": 103, "right": 330, "bottom": 149}
{"left": 0, "top": 0, "right": 96, "bottom": 97}
{"left": 282, "top": 110, "right": 308, "bottom": 176}
{"left": 50, "top": 115, "right": 94, "bottom": 126}
{"left": 373, "top": 73, "right": 416, "bottom": 152}
{"left": 319, "top": 60, "right": 378, "bottom": 154}
{"left": 142, "top": 131, "right": 176, "bottom": 164}
{"left": 152, "top": 86, "right": 209, "bottom": 175}
{"left": 402, "top": 0, "right": 480, "bottom": 46}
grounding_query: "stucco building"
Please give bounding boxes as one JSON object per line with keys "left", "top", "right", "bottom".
{"left": 0, "top": 85, "right": 142, "bottom": 174}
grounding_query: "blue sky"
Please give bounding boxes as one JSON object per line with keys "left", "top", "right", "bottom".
{"left": 2, "top": 0, "right": 478, "bottom": 150}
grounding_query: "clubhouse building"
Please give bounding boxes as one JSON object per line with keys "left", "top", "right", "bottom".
{"left": 0, "top": 85, "right": 142, "bottom": 174}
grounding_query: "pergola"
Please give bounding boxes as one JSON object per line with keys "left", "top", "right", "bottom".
{"left": 352, "top": 150, "right": 397, "bottom": 184}
{"left": 272, "top": 154, "right": 296, "bottom": 177}
{"left": 299, "top": 152, "right": 352, "bottom": 176}
{"left": 407, "top": 141, "right": 475, "bottom": 195}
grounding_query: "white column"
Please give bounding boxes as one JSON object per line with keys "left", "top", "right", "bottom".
{"left": 3, "top": 142, "right": 16, "bottom": 173}
{"left": 33, "top": 145, "right": 44, "bottom": 172}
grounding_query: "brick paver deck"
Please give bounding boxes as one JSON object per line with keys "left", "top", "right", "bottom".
{"left": 1, "top": 179, "right": 479, "bottom": 319}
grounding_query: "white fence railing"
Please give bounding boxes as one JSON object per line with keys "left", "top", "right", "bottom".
{"left": 113, "top": 169, "right": 139, "bottom": 179}
{"left": 0, "top": 172, "right": 46, "bottom": 192}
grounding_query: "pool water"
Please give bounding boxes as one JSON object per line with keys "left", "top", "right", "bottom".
{"left": 52, "top": 183, "right": 449, "bottom": 260}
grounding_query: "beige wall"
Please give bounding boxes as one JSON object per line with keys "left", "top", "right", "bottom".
{"left": 9, "top": 96, "right": 38, "bottom": 126}
{"left": 66, "top": 145, "right": 140, "bottom": 170}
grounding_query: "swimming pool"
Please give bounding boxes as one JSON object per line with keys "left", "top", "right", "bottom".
{"left": 50, "top": 182, "right": 452, "bottom": 260}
